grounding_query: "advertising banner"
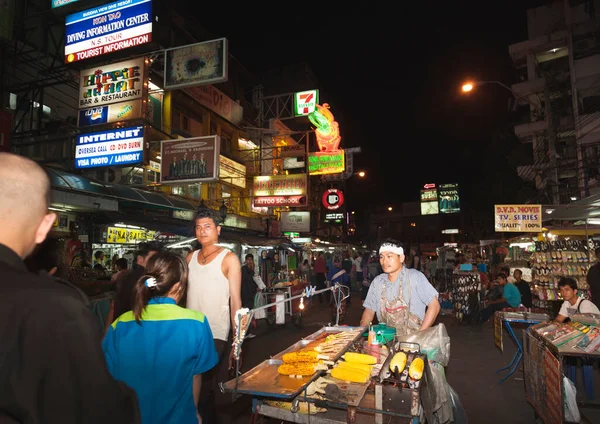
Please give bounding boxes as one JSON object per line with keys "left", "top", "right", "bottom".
{"left": 494, "top": 204, "right": 542, "bottom": 232}
{"left": 160, "top": 135, "right": 220, "bottom": 184}
{"left": 294, "top": 89, "right": 319, "bottom": 117}
{"left": 322, "top": 188, "right": 344, "bottom": 210}
{"left": 52, "top": 0, "right": 79, "bottom": 8}
{"left": 78, "top": 57, "right": 145, "bottom": 109}
{"left": 253, "top": 174, "right": 307, "bottom": 197}
{"left": 164, "top": 38, "right": 228, "bottom": 90}
{"left": 106, "top": 226, "right": 155, "bottom": 243}
{"left": 78, "top": 99, "right": 142, "bottom": 127}
{"left": 184, "top": 84, "right": 242, "bottom": 125}
{"left": 253, "top": 195, "right": 306, "bottom": 208}
{"left": 280, "top": 211, "right": 310, "bottom": 233}
{"left": 75, "top": 125, "right": 144, "bottom": 169}
{"left": 308, "top": 151, "right": 345, "bottom": 175}
{"left": 65, "top": 0, "right": 152, "bottom": 63}
{"left": 219, "top": 155, "right": 246, "bottom": 188}
{"left": 439, "top": 183, "right": 460, "bottom": 213}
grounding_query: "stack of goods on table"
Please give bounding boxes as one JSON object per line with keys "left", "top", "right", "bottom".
{"left": 533, "top": 320, "right": 600, "bottom": 353}
{"left": 451, "top": 271, "right": 480, "bottom": 323}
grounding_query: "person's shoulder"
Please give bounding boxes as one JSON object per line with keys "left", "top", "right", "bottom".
{"left": 371, "top": 273, "right": 387, "bottom": 285}
{"left": 223, "top": 249, "right": 241, "bottom": 263}
{"left": 406, "top": 268, "right": 429, "bottom": 281}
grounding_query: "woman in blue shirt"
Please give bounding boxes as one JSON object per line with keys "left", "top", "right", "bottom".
{"left": 103, "top": 251, "right": 218, "bottom": 423}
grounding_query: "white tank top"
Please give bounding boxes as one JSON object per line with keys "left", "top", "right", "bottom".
{"left": 187, "top": 249, "right": 231, "bottom": 341}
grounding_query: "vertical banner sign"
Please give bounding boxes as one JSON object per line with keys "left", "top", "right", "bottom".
{"left": 494, "top": 205, "right": 542, "bottom": 232}
{"left": 541, "top": 348, "right": 562, "bottom": 424}
{"left": 64, "top": 0, "right": 153, "bottom": 63}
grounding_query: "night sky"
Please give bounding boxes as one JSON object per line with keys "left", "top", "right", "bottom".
{"left": 192, "top": 1, "right": 550, "bottom": 214}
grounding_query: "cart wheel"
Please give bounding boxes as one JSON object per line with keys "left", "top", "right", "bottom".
{"left": 292, "top": 312, "right": 303, "bottom": 328}
{"left": 266, "top": 312, "right": 276, "bottom": 327}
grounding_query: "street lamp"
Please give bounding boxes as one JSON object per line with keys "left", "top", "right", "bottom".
{"left": 460, "top": 80, "right": 539, "bottom": 109}
{"left": 387, "top": 206, "right": 393, "bottom": 212}
{"left": 219, "top": 200, "right": 228, "bottom": 221}
{"left": 357, "top": 171, "right": 366, "bottom": 178}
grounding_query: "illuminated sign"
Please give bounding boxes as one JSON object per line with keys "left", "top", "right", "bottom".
{"left": 309, "top": 103, "right": 341, "bottom": 153}
{"left": 253, "top": 174, "right": 307, "bottom": 197}
{"left": 219, "top": 155, "right": 246, "bottom": 188}
{"left": 324, "top": 212, "right": 344, "bottom": 223}
{"left": 279, "top": 144, "right": 305, "bottom": 158}
{"left": 253, "top": 196, "right": 306, "bottom": 207}
{"left": 442, "top": 229, "right": 459, "bottom": 234}
{"left": 494, "top": 204, "right": 542, "bottom": 232}
{"left": 308, "top": 151, "right": 345, "bottom": 175}
{"left": 52, "top": 0, "right": 79, "bottom": 8}
{"left": 423, "top": 183, "right": 436, "bottom": 189}
{"left": 78, "top": 99, "right": 143, "bottom": 127}
{"left": 322, "top": 189, "right": 344, "bottom": 210}
{"left": 75, "top": 126, "right": 144, "bottom": 169}
{"left": 421, "top": 201, "right": 439, "bottom": 216}
{"left": 420, "top": 189, "right": 438, "bottom": 202}
{"left": 294, "top": 89, "right": 319, "bottom": 117}
{"left": 439, "top": 183, "right": 460, "bottom": 214}
{"left": 64, "top": 0, "right": 153, "bottom": 63}
{"left": 78, "top": 57, "right": 145, "bottom": 108}
{"left": 106, "top": 226, "right": 155, "bottom": 244}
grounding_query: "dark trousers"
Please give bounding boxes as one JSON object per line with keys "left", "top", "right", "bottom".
{"left": 316, "top": 273, "right": 328, "bottom": 304}
{"left": 198, "top": 338, "right": 228, "bottom": 423}
{"left": 479, "top": 301, "right": 510, "bottom": 322}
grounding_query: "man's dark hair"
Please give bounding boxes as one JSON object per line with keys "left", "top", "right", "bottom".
{"left": 496, "top": 273, "right": 507, "bottom": 281}
{"left": 380, "top": 238, "right": 405, "bottom": 251}
{"left": 115, "top": 258, "right": 128, "bottom": 270}
{"left": 94, "top": 250, "right": 104, "bottom": 260}
{"left": 245, "top": 253, "right": 254, "bottom": 260}
{"left": 134, "top": 241, "right": 163, "bottom": 259}
{"left": 193, "top": 207, "right": 222, "bottom": 227}
{"left": 25, "top": 238, "right": 67, "bottom": 279}
{"left": 558, "top": 277, "right": 578, "bottom": 291}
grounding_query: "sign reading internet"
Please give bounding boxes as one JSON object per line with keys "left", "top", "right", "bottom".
{"left": 494, "top": 204, "right": 542, "bottom": 232}
{"left": 75, "top": 126, "right": 144, "bottom": 169}
{"left": 65, "top": 0, "right": 153, "bottom": 63}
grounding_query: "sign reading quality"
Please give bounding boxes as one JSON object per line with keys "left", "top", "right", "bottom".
{"left": 65, "top": 0, "right": 153, "bottom": 63}
{"left": 75, "top": 126, "right": 144, "bottom": 169}
{"left": 494, "top": 204, "right": 542, "bottom": 232}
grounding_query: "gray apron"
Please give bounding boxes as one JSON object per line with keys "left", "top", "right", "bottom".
{"left": 380, "top": 269, "right": 423, "bottom": 337}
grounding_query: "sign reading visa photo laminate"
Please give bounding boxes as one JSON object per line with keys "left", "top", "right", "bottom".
{"left": 494, "top": 204, "right": 542, "bottom": 232}
{"left": 78, "top": 99, "right": 142, "bottom": 127}
{"left": 78, "top": 57, "right": 145, "bottom": 108}
{"left": 164, "top": 38, "right": 228, "bottom": 90}
{"left": 160, "top": 136, "right": 220, "bottom": 184}
{"left": 64, "top": 0, "right": 152, "bottom": 64}
{"left": 75, "top": 126, "right": 144, "bottom": 169}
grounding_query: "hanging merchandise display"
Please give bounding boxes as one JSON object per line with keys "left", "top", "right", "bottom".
{"left": 451, "top": 271, "right": 481, "bottom": 323}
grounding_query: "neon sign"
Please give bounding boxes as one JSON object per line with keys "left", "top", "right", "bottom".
{"left": 308, "top": 103, "right": 341, "bottom": 153}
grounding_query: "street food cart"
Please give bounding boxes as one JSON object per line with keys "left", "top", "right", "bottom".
{"left": 262, "top": 278, "right": 309, "bottom": 327}
{"left": 222, "top": 325, "right": 428, "bottom": 423}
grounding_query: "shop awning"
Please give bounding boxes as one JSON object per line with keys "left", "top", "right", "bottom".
{"left": 46, "top": 167, "right": 197, "bottom": 212}
{"left": 543, "top": 194, "right": 600, "bottom": 221}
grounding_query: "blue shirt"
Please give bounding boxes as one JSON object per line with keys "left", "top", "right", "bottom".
{"left": 102, "top": 298, "right": 218, "bottom": 424}
{"left": 327, "top": 267, "right": 349, "bottom": 285}
{"left": 503, "top": 283, "right": 522, "bottom": 307}
{"left": 477, "top": 263, "right": 488, "bottom": 274}
{"left": 363, "top": 267, "right": 438, "bottom": 321}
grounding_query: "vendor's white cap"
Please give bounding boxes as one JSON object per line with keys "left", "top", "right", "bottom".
{"left": 379, "top": 243, "right": 404, "bottom": 256}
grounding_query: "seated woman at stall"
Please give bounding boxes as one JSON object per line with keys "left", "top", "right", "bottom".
{"left": 102, "top": 251, "right": 218, "bottom": 424}
{"left": 555, "top": 277, "right": 600, "bottom": 323}
{"left": 478, "top": 273, "right": 521, "bottom": 322}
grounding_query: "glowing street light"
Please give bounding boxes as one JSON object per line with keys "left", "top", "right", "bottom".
{"left": 460, "top": 79, "right": 539, "bottom": 109}
{"left": 461, "top": 82, "right": 474, "bottom": 92}
{"left": 387, "top": 206, "right": 393, "bottom": 212}
{"left": 357, "top": 171, "right": 366, "bottom": 177}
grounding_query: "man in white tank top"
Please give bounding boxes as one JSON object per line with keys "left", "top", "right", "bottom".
{"left": 186, "top": 208, "right": 242, "bottom": 423}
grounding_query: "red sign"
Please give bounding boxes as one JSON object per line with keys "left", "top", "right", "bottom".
{"left": 253, "top": 196, "right": 307, "bottom": 207}
{"left": 423, "top": 183, "right": 436, "bottom": 189}
{"left": 0, "top": 111, "right": 12, "bottom": 152}
{"left": 322, "top": 189, "right": 344, "bottom": 210}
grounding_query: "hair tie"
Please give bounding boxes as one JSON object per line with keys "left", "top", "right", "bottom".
{"left": 145, "top": 277, "right": 157, "bottom": 289}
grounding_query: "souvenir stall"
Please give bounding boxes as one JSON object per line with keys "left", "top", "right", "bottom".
{"left": 451, "top": 268, "right": 481, "bottom": 323}
{"left": 524, "top": 313, "right": 600, "bottom": 423}
{"left": 222, "top": 284, "right": 458, "bottom": 424}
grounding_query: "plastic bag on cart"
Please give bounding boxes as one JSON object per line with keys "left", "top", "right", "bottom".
{"left": 397, "top": 323, "right": 452, "bottom": 366}
{"left": 448, "top": 384, "right": 467, "bottom": 424}
{"left": 253, "top": 274, "right": 266, "bottom": 290}
{"left": 563, "top": 376, "right": 581, "bottom": 423}
{"left": 253, "top": 292, "right": 267, "bottom": 319}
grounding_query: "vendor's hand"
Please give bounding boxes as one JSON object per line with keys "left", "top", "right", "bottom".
{"left": 228, "top": 347, "right": 241, "bottom": 370}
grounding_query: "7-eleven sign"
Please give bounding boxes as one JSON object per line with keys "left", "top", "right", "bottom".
{"left": 294, "top": 89, "right": 319, "bottom": 117}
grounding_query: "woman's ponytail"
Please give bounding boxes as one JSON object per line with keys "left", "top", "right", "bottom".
{"left": 132, "top": 274, "right": 157, "bottom": 323}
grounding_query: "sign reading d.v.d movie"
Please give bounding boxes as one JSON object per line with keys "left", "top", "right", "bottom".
{"left": 65, "top": 0, "right": 153, "bottom": 63}
{"left": 75, "top": 126, "right": 144, "bottom": 169}
{"left": 494, "top": 204, "right": 542, "bottom": 232}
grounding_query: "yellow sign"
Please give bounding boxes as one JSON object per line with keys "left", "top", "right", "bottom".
{"left": 494, "top": 204, "right": 542, "bottom": 232}
{"left": 106, "top": 227, "right": 156, "bottom": 244}
{"left": 253, "top": 174, "right": 307, "bottom": 197}
{"left": 308, "top": 151, "right": 345, "bottom": 176}
{"left": 219, "top": 155, "right": 246, "bottom": 188}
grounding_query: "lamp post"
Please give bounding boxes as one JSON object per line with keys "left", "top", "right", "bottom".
{"left": 461, "top": 80, "right": 540, "bottom": 110}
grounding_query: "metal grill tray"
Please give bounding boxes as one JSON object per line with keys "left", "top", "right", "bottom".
{"left": 222, "top": 326, "right": 365, "bottom": 399}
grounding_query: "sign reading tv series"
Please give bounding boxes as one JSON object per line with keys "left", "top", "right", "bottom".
{"left": 494, "top": 204, "right": 542, "bottom": 232}
{"left": 75, "top": 125, "right": 144, "bottom": 169}
{"left": 78, "top": 57, "right": 145, "bottom": 108}
{"left": 65, "top": 0, "right": 153, "bottom": 63}
{"left": 160, "top": 136, "right": 220, "bottom": 184}
{"left": 164, "top": 38, "right": 228, "bottom": 90}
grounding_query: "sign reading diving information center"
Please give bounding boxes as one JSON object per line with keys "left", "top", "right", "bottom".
{"left": 64, "top": 0, "right": 153, "bottom": 63}
{"left": 75, "top": 126, "right": 144, "bottom": 169}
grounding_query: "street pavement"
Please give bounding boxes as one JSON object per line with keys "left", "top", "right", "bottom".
{"left": 214, "top": 293, "right": 597, "bottom": 423}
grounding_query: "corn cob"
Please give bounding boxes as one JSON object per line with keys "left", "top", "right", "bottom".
{"left": 343, "top": 352, "right": 377, "bottom": 365}
{"left": 277, "top": 361, "right": 327, "bottom": 376}
{"left": 331, "top": 366, "right": 370, "bottom": 383}
{"left": 408, "top": 357, "right": 424, "bottom": 380}
{"left": 282, "top": 351, "right": 328, "bottom": 363}
{"left": 335, "top": 361, "right": 372, "bottom": 375}
{"left": 389, "top": 352, "right": 408, "bottom": 374}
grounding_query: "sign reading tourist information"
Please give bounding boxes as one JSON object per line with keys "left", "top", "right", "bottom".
{"left": 78, "top": 57, "right": 145, "bottom": 108}
{"left": 294, "top": 89, "right": 319, "bottom": 117}
{"left": 75, "top": 126, "right": 144, "bottom": 169}
{"left": 64, "top": 0, "right": 153, "bottom": 63}
{"left": 494, "top": 204, "right": 542, "bottom": 232}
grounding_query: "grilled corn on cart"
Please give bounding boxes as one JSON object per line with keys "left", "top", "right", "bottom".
{"left": 222, "top": 326, "right": 425, "bottom": 423}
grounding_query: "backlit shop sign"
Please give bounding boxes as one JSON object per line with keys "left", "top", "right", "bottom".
{"left": 78, "top": 57, "right": 145, "bottom": 108}
{"left": 253, "top": 175, "right": 307, "bottom": 197}
{"left": 253, "top": 196, "right": 307, "bottom": 207}
{"left": 64, "top": 0, "right": 153, "bottom": 63}
{"left": 75, "top": 126, "right": 144, "bottom": 169}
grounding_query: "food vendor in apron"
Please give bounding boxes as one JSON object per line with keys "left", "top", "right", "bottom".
{"left": 380, "top": 269, "right": 422, "bottom": 337}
